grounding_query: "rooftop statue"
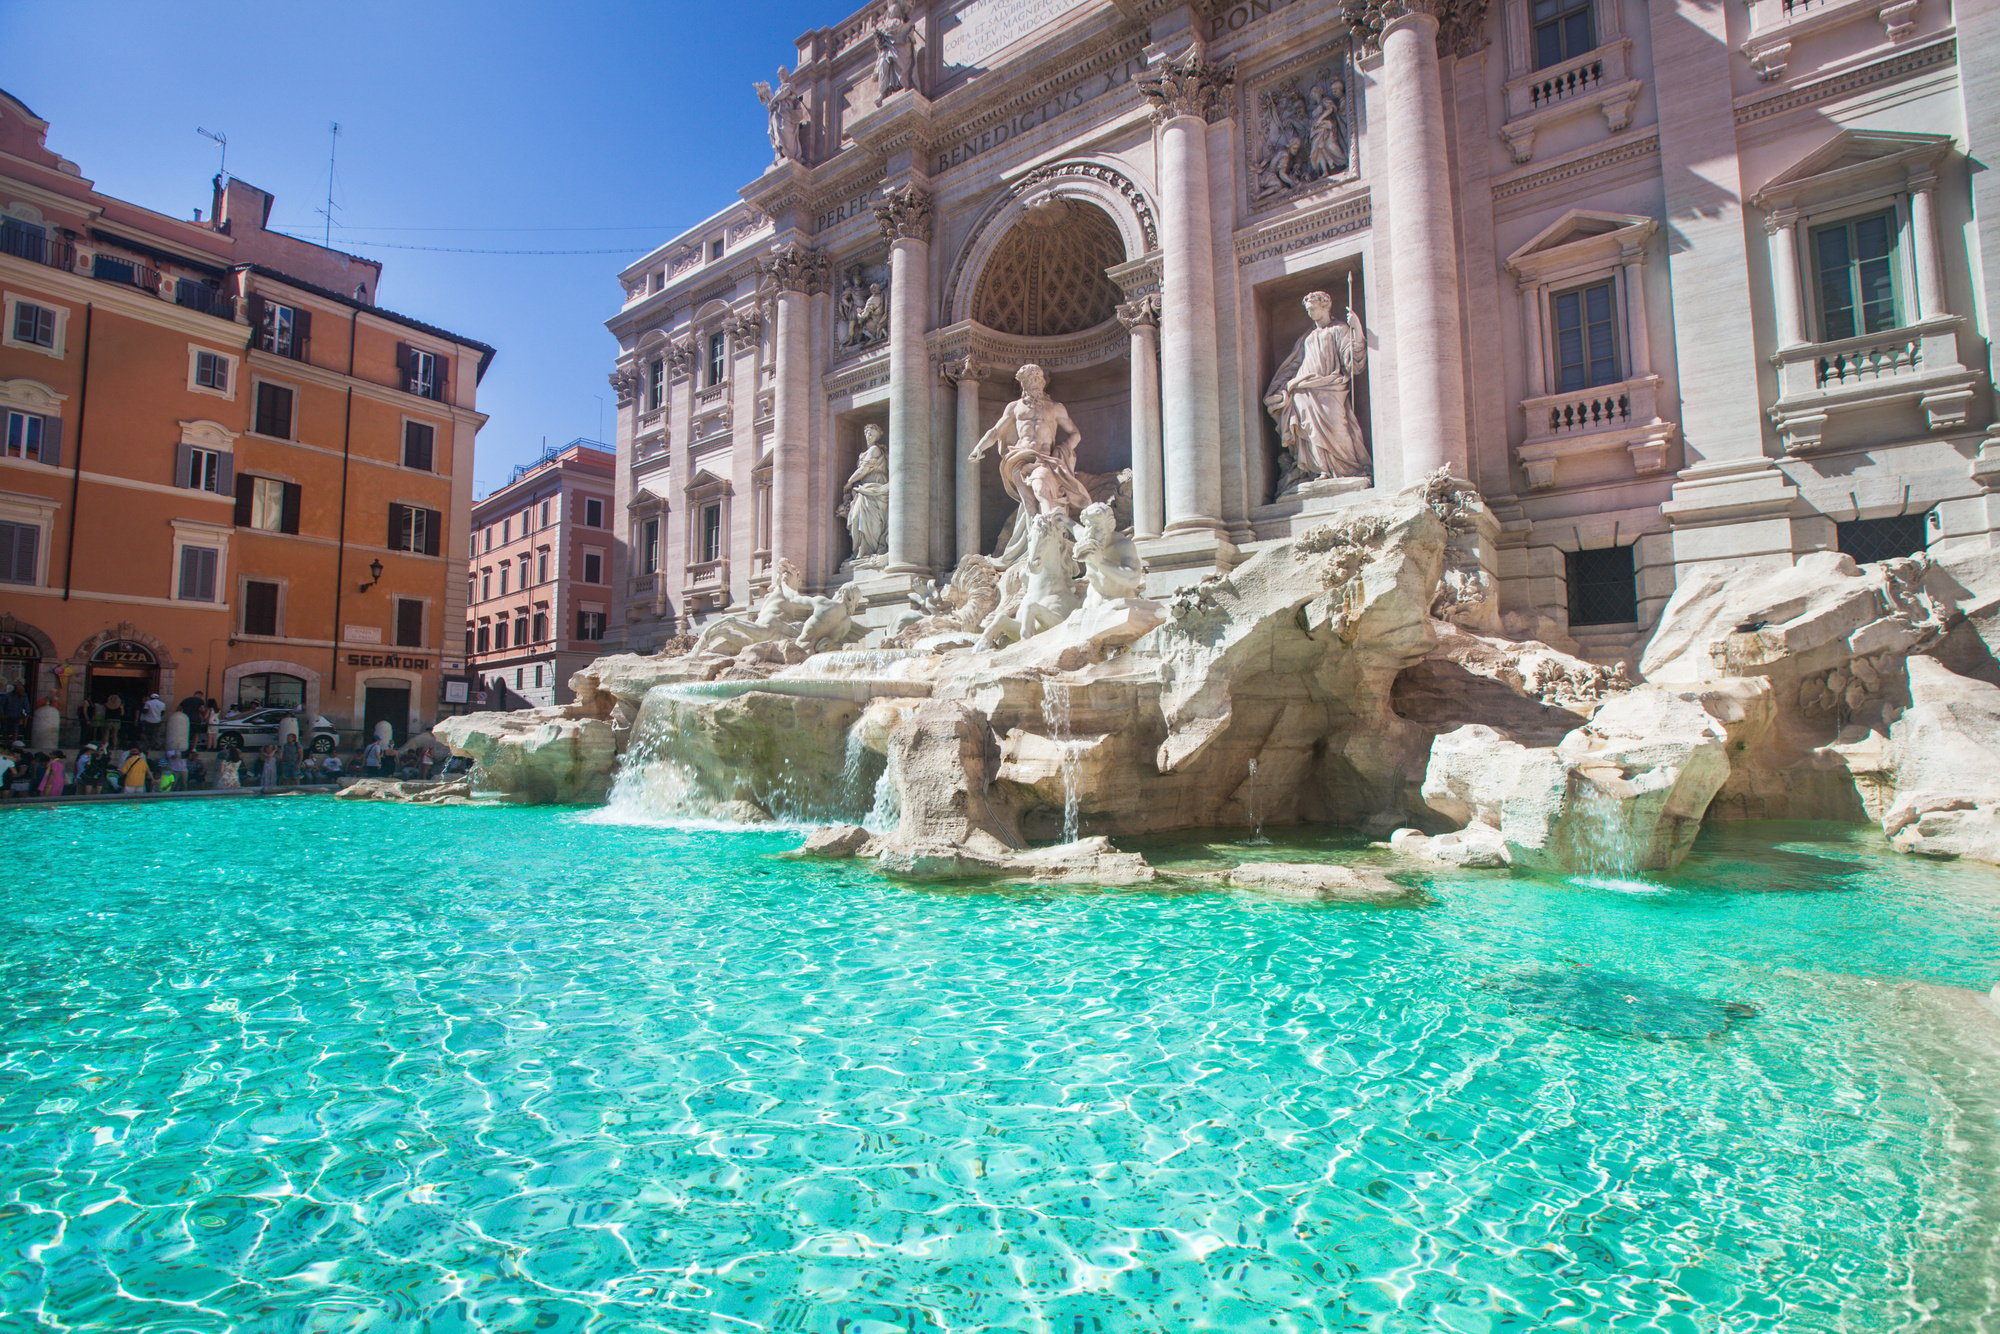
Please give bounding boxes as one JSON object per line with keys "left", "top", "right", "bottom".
{"left": 874, "top": 1, "right": 918, "bottom": 105}
{"left": 971, "top": 362, "right": 1095, "bottom": 564}
{"left": 839, "top": 424, "right": 891, "bottom": 563}
{"left": 1265, "top": 283, "right": 1370, "bottom": 487}
{"left": 756, "top": 67, "right": 811, "bottom": 163}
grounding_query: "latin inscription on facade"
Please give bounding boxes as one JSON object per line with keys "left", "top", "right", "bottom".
{"left": 815, "top": 188, "right": 881, "bottom": 235}
{"left": 934, "top": 53, "right": 1148, "bottom": 173}
{"left": 1204, "top": 0, "right": 1302, "bottom": 40}
{"left": 939, "top": 0, "right": 1094, "bottom": 71}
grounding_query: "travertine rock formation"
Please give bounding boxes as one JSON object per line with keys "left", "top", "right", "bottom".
{"left": 1882, "top": 656, "right": 2000, "bottom": 864}
{"left": 433, "top": 709, "right": 617, "bottom": 805}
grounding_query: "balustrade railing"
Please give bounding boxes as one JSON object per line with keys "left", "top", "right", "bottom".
{"left": 1529, "top": 58, "right": 1606, "bottom": 111}
{"left": 1542, "top": 386, "right": 1633, "bottom": 436}
{"left": 1815, "top": 335, "right": 1921, "bottom": 388}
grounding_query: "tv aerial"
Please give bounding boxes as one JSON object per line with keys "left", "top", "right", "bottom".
{"left": 196, "top": 126, "right": 227, "bottom": 180}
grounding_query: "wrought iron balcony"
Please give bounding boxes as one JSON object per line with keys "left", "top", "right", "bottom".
{"left": 0, "top": 229, "right": 75, "bottom": 271}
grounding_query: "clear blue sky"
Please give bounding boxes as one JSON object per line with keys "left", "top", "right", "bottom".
{"left": 5, "top": 0, "right": 837, "bottom": 495}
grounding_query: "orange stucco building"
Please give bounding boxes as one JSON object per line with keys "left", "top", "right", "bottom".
{"left": 0, "top": 91, "right": 491, "bottom": 742}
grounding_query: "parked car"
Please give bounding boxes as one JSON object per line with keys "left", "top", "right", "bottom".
{"left": 209, "top": 708, "right": 339, "bottom": 754}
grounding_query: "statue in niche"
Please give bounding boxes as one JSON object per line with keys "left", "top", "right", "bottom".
{"left": 837, "top": 267, "right": 889, "bottom": 349}
{"left": 874, "top": 0, "right": 918, "bottom": 105}
{"left": 756, "top": 67, "right": 811, "bottom": 163}
{"left": 692, "top": 558, "right": 813, "bottom": 657}
{"left": 1265, "top": 285, "right": 1370, "bottom": 486}
{"left": 1253, "top": 65, "right": 1349, "bottom": 202}
{"left": 839, "top": 424, "right": 891, "bottom": 562}
{"left": 971, "top": 362, "right": 1096, "bottom": 564}
{"left": 1072, "top": 502, "right": 1144, "bottom": 605}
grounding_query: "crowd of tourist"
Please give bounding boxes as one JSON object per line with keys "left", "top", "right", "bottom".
{"left": 0, "top": 685, "right": 448, "bottom": 799}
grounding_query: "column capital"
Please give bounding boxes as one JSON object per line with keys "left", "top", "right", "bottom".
{"left": 1138, "top": 45, "right": 1235, "bottom": 125}
{"left": 874, "top": 183, "right": 934, "bottom": 243}
{"left": 1343, "top": 1, "right": 1491, "bottom": 59}
{"left": 1117, "top": 294, "right": 1161, "bottom": 330}
{"left": 1762, "top": 207, "right": 1801, "bottom": 235}
{"left": 937, "top": 353, "right": 984, "bottom": 386}
{"left": 760, "top": 241, "right": 828, "bottom": 294}
{"left": 607, "top": 366, "right": 640, "bottom": 406}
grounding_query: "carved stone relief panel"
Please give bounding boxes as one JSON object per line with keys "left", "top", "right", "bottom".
{"left": 1244, "top": 46, "right": 1355, "bottom": 209}
{"left": 833, "top": 257, "right": 892, "bottom": 359}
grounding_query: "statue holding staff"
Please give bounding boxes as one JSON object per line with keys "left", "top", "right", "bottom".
{"left": 1264, "top": 276, "right": 1370, "bottom": 481}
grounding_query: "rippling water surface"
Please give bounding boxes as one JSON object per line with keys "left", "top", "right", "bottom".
{"left": 3, "top": 800, "right": 2000, "bottom": 1332}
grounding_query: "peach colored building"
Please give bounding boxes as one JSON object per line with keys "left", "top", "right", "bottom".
{"left": 0, "top": 91, "right": 491, "bottom": 743}
{"left": 466, "top": 439, "right": 616, "bottom": 707}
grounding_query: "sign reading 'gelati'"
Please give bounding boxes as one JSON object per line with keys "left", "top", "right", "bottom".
{"left": 939, "top": 0, "right": 1093, "bottom": 70}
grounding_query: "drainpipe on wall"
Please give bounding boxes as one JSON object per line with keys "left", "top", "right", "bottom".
{"left": 60, "top": 303, "right": 93, "bottom": 600}
{"left": 328, "top": 306, "right": 359, "bottom": 701}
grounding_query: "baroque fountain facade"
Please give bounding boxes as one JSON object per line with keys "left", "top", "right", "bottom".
{"left": 428, "top": 0, "right": 2000, "bottom": 880}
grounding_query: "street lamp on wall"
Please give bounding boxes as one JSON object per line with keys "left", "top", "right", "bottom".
{"left": 358, "top": 558, "right": 384, "bottom": 593}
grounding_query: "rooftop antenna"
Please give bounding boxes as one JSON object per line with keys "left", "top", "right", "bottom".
{"left": 315, "top": 121, "right": 341, "bottom": 246}
{"left": 196, "top": 126, "right": 227, "bottom": 180}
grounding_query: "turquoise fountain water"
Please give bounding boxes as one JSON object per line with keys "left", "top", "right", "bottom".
{"left": 3, "top": 799, "right": 2000, "bottom": 1331}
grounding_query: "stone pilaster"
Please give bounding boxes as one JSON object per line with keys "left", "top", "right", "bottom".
{"left": 760, "top": 241, "right": 826, "bottom": 581}
{"left": 1141, "top": 46, "right": 1232, "bottom": 535}
{"left": 876, "top": 183, "right": 935, "bottom": 575}
{"left": 1118, "top": 296, "right": 1164, "bottom": 538}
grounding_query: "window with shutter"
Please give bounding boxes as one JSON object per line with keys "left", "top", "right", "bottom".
{"left": 583, "top": 551, "right": 602, "bottom": 583}
{"left": 242, "top": 580, "right": 280, "bottom": 636}
{"left": 186, "top": 447, "right": 225, "bottom": 493}
{"left": 194, "top": 351, "right": 230, "bottom": 391}
{"left": 402, "top": 421, "right": 435, "bottom": 471}
{"left": 281, "top": 481, "right": 301, "bottom": 534}
{"left": 177, "top": 545, "right": 219, "bottom": 602}
{"left": 249, "top": 477, "right": 286, "bottom": 531}
{"left": 254, "top": 381, "right": 294, "bottom": 438}
{"left": 4, "top": 411, "right": 44, "bottom": 462}
{"left": 10, "top": 301, "right": 56, "bottom": 348}
{"left": 0, "top": 520, "right": 38, "bottom": 585}
{"left": 394, "top": 597, "right": 425, "bottom": 647}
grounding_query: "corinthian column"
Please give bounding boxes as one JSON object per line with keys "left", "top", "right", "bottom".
{"left": 1369, "top": 2, "right": 1470, "bottom": 482}
{"left": 761, "top": 241, "right": 826, "bottom": 578}
{"left": 1118, "top": 296, "right": 1164, "bottom": 538}
{"left": 876, "top": 183, "right": 934, "bottom": 575}
{"left": 1141, "top": 46, "right": 1232, "bottom": 535}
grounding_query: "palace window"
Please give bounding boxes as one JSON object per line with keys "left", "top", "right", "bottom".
{"left": 640, "top": 517, "right": 661, "bottom": 574}
{"left": 1811, "top": 210, "right": 1900, "bottom": 343}
{"left": 1551, "top": 280, "right": 1621, "bottom": 391}
{"left": 481, "top": 568, "right": 491, "bottom": 599}
{"left": 194, "top": 350, "right": 230, "bottom": 393}
{"left": 513, "top": 614, "right": 530, "bottom": 646}
{"left": 1565, "top": 544, "right": 1637, "bottom": 627}
{"left": 540, "top": 499, "right": 552, "bottom": 527}
{"left": 476, "top": 623, "right": 490, "bottom": 654}
{"left": 403, "top": 421, "right": 436, "bottom": 471}
{"left": 578, "top": 610, "right": 606, "bottom": 641}
{"left": 1531, "top": 0, "right": 1594, "bottom": 69}
{"left": 499, "top": 564, "right": 510, "bottom": 594}
{"left": 532, "top": 609, "right": 548, "bottom": 643}
{"left": 1837, "top": 514, "right": 1929, "bottom": 565}
{"left": 254, "top": 381, "right": 294, "bottom": 439}
{"left": 241, "top": 580, "right": 281, "bottom": 636}
{"left": 583, "top": 550, "right": 603, "bottom": 583}
{"left": 699, "top": 502, "right": 723, "bottom": 564}
{"left": 0, "top": 520, "right": 39, "bottom": 585}
{"left": 647, "top": 358, "right": 664, "bottom": 412}
{"left": 537, "top": 548, "right": 550, "bottom": 583}
{"left": 11, "top": 300, "right": 55, "bottom": 349}
{"left": 706, "top": 332, "right": 727, "bottom": 387}
{"left": 584, "top": 498, "right": 604, "bottom": 528}
{"left": 495, "top": 619, "right": 509, "bottom": 651}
